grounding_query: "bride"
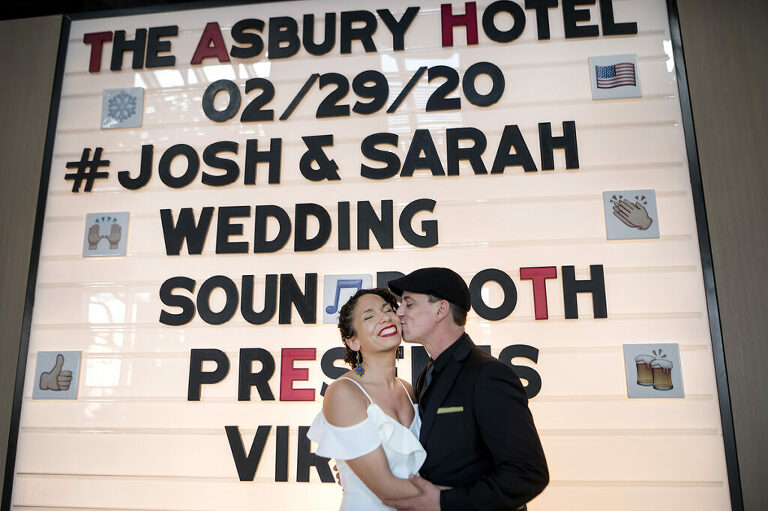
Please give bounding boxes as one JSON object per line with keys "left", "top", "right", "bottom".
{"left": 307, "top": 288, "right": 425, "bottom": 510}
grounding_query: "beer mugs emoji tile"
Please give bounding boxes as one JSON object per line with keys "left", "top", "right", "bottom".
{"left": 32, "top": 351, "right": 82, "bottom": 400}
{"left": 623, "top": 343, "right": 684, "bottom": 398}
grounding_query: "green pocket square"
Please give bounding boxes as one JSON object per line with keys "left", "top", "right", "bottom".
{"left": 436, "top": 406, "right": 464, "bottom": 414}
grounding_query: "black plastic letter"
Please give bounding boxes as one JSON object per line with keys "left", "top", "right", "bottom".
{"left": 278, "top": 273, "right": 317, "bottom": 325}
{"left": 469, "top": 268, "right": 517, "bottom": 320}
{"left": 202, "top": 141, "right": 239, "bottom": 186}
{"left": 337, "top": 201, "right": 351, "bottom": 251}
{"left": 340, "top": 10, "right": 377, "bottom": 54}
{"left": 482, "top": 0, "right": 526, "bottom": 42}
{"left": 158, "top": 144, "right": 200, "bottom": 188}
{"left": 202, "top": 80, "right": 241, "bottom": 123}
{"left": 159, "top": 276, "right": 196, "bottom": 326}
{"left": 231, "top": 19, "right": 265, "bottom": 59}
{"left": 188, "top": 348, "right": 229, "bottom": 400}
{"left": 361, "top": 133, "right": 400, "bottom": 179}
{"left": 447, "top": 127, "right": 488, "bottom": 175}
{"left": 110, "top": 28, "right": 146, "bottom": 70}
{"left": 268, "top": 17, "right": 300, "bottom": 59}
{"left": 303, "top": 13, "right": 336, "bottom": 56}
{"left": 357, "top": 200, "right": 394, "bottom": 250}
{"left": 563, "top": 0, "right": 599, "bottom": 39}
{"left": 401, "top": 130, "right": 445, "bottom": 177}
{"left": 118, "top": 144, "right": 154, "bottom": 190}
{"left": 160, "top": 207, "right": 214, "bottom": 255}
{"left": 241, "top": 274, "right": 278, "bottom": 325}
{"left": 599, "top": 0, "right": 637, "bottom": 36}
{"left": 196, "top": 275, "right": 239, "bottom": 325}
{"left": 238, "top": 347, "right": 276, "bottom": 401}
{"left": 539, "top": 121, "right": 579, "bottom": 170}
{"left": 399, "top": 198, "right": 438, "bottom": 248}
{"left": 295, "top": 203, "right": 332, "bottom": 252}
{"left": 491, "top": 124, "right": 537, "bottom": 173}
{"left": 224, "top": 425, "right": 270, "bottom": 481}
{"left": 146, "top": 25, "right": 177, "bottom": 68}
{"left": 253, "top": 205, "right": 291, "bottom": 253}
{"left": 377, "top": 7, "right": 419, "bottom": 51}
{"left": 216, "top": 205, "right": 250, "bottom": 254}
{"left": 297, "top": 426, "right": 334, "bottom": 482}
{"left": 244, "top": 138, "right": 281, "bottom": 185}
{"left": 320, "top": 347, "right": 347, "bottom": 396}
{"left": 562, "top": 264, "right": 607, "bottom": 319}
{"left": 525, "top": 0, "right": 558, "bottom": 40}
{"left": 498, "top": 344, "right": 542, "bottom": 398}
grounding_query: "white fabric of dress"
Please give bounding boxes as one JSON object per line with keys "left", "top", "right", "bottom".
{"left": 307, "top": 377, "right": 426, "bottom": 511}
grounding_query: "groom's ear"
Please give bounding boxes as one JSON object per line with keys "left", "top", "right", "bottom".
{"left": 434, "top": 299, "right": 451, "bottom": 321}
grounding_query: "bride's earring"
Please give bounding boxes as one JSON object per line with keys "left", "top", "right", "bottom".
{"left": 354, "top": 351, "right": 365, "bottom": 376}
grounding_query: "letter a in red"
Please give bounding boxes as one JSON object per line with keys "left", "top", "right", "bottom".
{"left": 191, "top": 22, "right": 231, "bottom": 64}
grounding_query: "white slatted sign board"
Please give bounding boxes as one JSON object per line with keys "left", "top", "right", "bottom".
{"left": 10, "top": 0, "right": 732, "bottom": 509}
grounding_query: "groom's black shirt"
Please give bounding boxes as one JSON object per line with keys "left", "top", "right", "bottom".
{"left": 417, "top": 338, "right": 460, "bottom": 416}
{"left": 414, "top": 333, "right": 548, "bottom": 511}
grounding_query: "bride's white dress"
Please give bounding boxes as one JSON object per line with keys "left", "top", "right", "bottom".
{"left": 307, "top": 377, "right": 426, "bottom": 510}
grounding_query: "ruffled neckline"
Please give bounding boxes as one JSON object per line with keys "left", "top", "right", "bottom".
{"left": 307, "top": 401, "right": 425, "bottom": 468}
{"left": 364, "top": 403, "right": 424, "bottom": 461}
{"left": 366, "top": 402, "right": 417, "bottom": 430}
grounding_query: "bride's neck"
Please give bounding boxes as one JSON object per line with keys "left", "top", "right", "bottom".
{"left": 358, "top": 350, "right": 397, "bottom": 384}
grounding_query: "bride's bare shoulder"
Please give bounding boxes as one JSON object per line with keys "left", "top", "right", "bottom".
{"left": 322, "top": 374, "right": 369, "bottom": 427}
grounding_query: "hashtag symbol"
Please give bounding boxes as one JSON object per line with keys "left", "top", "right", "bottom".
{"left": 64, "top": 147, "right": 111, "bottom": 192}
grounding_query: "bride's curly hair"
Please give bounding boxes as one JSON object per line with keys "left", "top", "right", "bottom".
{"left": 337, "top": 288, "right": 400, "bottom": 368}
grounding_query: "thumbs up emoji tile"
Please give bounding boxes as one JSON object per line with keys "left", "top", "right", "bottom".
{"left": 33, "top": 351, "right": 81, "bottom": 399}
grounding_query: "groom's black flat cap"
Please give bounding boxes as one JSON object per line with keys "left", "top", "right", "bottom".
{"left": 388, "top": 267, "right": 471, "bottom": 311}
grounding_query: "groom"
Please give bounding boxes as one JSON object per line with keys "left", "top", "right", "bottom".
{"left": 383, "top": 267, "right": 548, "bottom": 511}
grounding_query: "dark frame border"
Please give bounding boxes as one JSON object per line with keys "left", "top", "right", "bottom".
{"left": 1, "top": 14, "right": 71, "bottom": 511}
{"left": 666, "top": 0, "right": 743, "bottom": 508}
{"left": 1, "top": 1, "right": 744, "bottom": 509}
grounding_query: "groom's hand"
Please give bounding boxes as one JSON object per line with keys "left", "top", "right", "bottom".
{"left": 381, "top": 475, "right": 440, "bottom": 511}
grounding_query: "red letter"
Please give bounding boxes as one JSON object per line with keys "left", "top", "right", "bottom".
{"left": 440, "top": 2, "right": 478, "bottom": 47}
{"left": 520, "top": 266, "right": 557, "bottom": 320}
{"left": 191, "top": 22, "right": 231, "bottom": 65}
{"left": 83, "top": 31, "right": 113, "bottom": 73}
{"left": 280, "top": 348, "right": 315, "bottom": 401}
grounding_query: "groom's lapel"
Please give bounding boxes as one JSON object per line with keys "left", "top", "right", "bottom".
{"left": 419, "top": 335, "right": 473, "bottom": 445}
{"left": 419, "top": 360, "right": 461, "bottom": 445}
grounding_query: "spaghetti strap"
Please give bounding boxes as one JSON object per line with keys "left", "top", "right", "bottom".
{"left": 396, "top": 378, "right": 415, "bottom": 405}
{"left": 337, "top": 376, "right": 374, "bottom": 405}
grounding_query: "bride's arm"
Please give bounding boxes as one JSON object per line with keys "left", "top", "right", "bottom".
{"left": 346, "top": 450, "right": 421, "bottom": 499}
{"left": 323, "top": 380, "right": 420, "bottom": 500}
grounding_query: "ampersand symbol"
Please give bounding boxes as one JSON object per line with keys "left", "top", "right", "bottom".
{"left": 299, "top": 135, "right": 340, "bottom": 182}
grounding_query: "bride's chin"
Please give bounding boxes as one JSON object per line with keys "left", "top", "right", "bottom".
{"left": 376, "top": 341, "right": 402, "bottom": 354}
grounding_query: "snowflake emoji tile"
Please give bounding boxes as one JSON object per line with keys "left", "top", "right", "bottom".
{"left": 101, "top": 87, "right": 144, "bottom": 129}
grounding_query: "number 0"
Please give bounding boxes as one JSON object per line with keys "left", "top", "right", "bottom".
{"left": 202, "top": 80, "right": 241, "bottom": 122}
{"left": 462, "top": 62, "right": 505, "bottom": 107}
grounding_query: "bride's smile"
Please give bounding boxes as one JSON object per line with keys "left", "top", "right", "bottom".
{"left": 378, "top": 325, "right": 398, "bottom": 337}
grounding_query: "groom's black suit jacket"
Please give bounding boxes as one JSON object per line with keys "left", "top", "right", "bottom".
{"left": 415, "top": 334, "right": 549, "bottom": 511}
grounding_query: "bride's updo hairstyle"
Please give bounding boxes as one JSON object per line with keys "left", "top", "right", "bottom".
{"left": 337, "top": 288, "right": 400, "bottom": 368}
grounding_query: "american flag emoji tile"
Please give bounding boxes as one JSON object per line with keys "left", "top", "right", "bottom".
{"left": 588, "top": 54, "right": 642, "bottom": 100}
